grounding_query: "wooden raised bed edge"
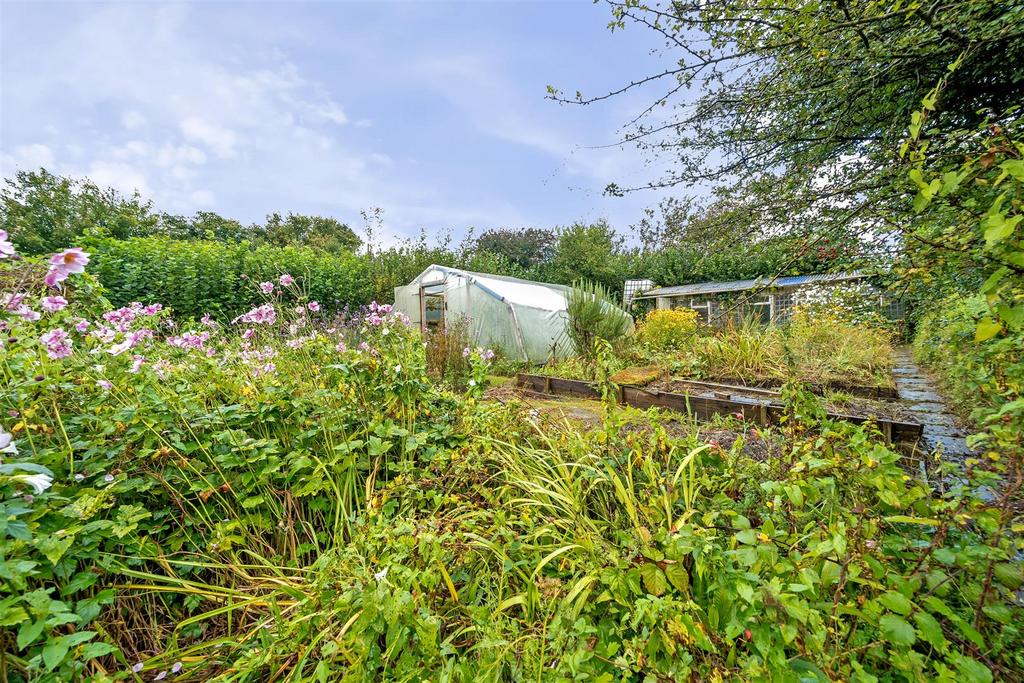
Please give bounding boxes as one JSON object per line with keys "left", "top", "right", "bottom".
{"left": 699, "top": 376, "right": 900, "bottom": 400}
{"left": 516, "top": 373, "right": 922, "bottom": 446}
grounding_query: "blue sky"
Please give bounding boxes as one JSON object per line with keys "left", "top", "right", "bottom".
{"left": 1, "top": 0, "right": 682, "bottom": 244}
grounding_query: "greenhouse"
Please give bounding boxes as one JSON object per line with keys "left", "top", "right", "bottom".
{"left": 394, "top": 265, "right": 580, "bottom": 363}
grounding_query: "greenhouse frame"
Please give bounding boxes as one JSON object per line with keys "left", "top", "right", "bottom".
{"left": 394, "top": 265, "right": 610, "bottom": 364}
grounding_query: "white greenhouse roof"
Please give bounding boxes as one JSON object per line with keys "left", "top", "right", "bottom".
{"left": 414, "top": 265, "right": 569, "bottom": 311}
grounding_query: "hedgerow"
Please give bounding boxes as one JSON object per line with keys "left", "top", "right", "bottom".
{"left": 85, "top": 236, "right": 371, "bottom": 320}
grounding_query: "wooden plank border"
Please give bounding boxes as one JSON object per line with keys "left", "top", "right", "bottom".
{"left": 516, "top": 373, "right": 922, "bottom": 445}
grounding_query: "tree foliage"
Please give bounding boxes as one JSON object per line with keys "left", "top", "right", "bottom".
{"left": 552, "top": 0, "right": 1024, "bottom": 245}
{"left": 1, "top": 169, "right": 158, "bottom": 255}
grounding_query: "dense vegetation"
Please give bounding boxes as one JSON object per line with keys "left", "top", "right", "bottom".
{"left": 2, "top": 243, "right": 1022, "bottom": 681}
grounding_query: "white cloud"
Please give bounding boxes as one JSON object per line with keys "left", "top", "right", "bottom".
{"left": 86, "top": 161, "right": 151, "bottom": 197}
{"left": 180, "top": 117, "right": 238, "bottom": 159}
{"left": 5, "top": 143, "right": 55, "bottom": 170}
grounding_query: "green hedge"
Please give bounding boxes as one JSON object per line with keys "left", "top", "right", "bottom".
{"left": 86, "top": 236, "right": 372, "bottom": 320}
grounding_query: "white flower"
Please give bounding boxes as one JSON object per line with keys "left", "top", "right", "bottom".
{"left": 381, "top": 327, "right": 389, "bottom": 336}
{"left": 468, "top": 379, "right": 477, "bottom": 387}
{"left": 394, "top": 364, "right": 402, "bottom": 373}
{"left": 374, "top": 567, "right": 388, "bottom": 581}
{"left": 13, "top": 473, "right": 53, "bottom": 494}
{"left": 0, "top": 428, "right": 16, "bottom": 456}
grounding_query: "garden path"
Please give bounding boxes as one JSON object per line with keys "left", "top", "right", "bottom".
{"left": 892, "top": 349, "right": 974, "bottom": 460}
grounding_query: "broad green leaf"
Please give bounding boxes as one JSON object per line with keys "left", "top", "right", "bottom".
{"left": 913, "top": 612, "right": 946, "bottom": 650}
{"left": 879, "top": 614, "right": 916, "bottom": 646}
{"left": 664, "top": 562, "right": 689, "bottom": 593}
{"left": 975, "top": 317, "right": 1002, "bottom": 342}
{"left": 954, "top": 654, "right": 993, "bottom": 683}
{"left": 639, "top": 563, "right": 667, "bottom": 597}
{"left": 878, "top": 591, "right": 913, "bottom": 616}
{"left": 16, "top": 619, "right": 44, "bottom": 650}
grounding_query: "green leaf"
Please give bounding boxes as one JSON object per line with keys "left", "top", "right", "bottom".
{"left": 975, "top": 317, "right": 1002, "bottom": 342}
{"left": 16, "top": 619, "right": 44, "bottom": 650}
{"left": 639, "top": 564, "right": 667, "bottom": 597}
{"left": 664, "top": 562, "right": 689, "bottom": 593}
{"left": 954, "top": 654, "right": 993, "bottom": 683}
{"left": 735, "top": 528, "right": 757, "bottom": 545}
{"left": 879, "top": 591, "right": 913, "bottom": 616}
{"left": 879, "top": 614, "right": 916, "bottom": 646}
{"left": 884, "top": 515, "right": 939, "bottom": 526}
{"left": 42, "top": 637, "right": 71, "bottom": 672}
{"left": 994, "top": 562, "right": 1024, "bottom": 589}
{"left": 80, "top": 642, "right": 118, "bottom": 660}
{"left": 983, "top": 213, "right": 1021, "bottom": 248}
{"left": 913, "top": 612, "right": 946, "bottom": 650}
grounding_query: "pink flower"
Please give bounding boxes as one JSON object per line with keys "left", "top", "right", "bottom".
{"left": 49, "top": 248, "right": 90, "bottom": 274}
{"left": 0, "top": 230, "right": 16, "bottom": 259}
{"left": 40, "top": 328, "right": 73, "bottom": 359}
{"left": 307, "top": 301, "right": 320, "bottom": 312}
{"left": 103, "top": 307, "right": 136, "bottom": 325}
{"left": 200, "top": 313, "right": 213, "bottom": 326}
{"left": 142, "top": 303, "right": 163, "bottom": 316}
{"left": 130, "top": 355, "right": 146, "bottom": 373}
{"left": 74, "top": 319, "right": 90, "bottom": 333}
{"left": 16, "top": 305, "right": 41, "bottom": 322}
{"left": 45, "top": 248, "right": 90, "bottom": 287}
{"left": 279, "top": 274, "right": 294, "bottom": 286}
{"left": 233, "top": 304, "right": 276, "bottom": 326}
{"left": 2, "top": 293, "right": 25, "bottom": 311}
{"left": 97, "top": 379, "right": 113, "bottom": 390}
{"left": 358, "top": 341, "right": 371, "bottom": 352}
{"left": 41, "top": 296, "right": 68, "bottom": 312}
{"left": 242, "top": 328, "right": 255, "bottom": 339}
{"left": 260, "top": 281, "right": 275, "bottom": 294}
{"left": 462, "top": 347, "right": 471, "bottom": 358}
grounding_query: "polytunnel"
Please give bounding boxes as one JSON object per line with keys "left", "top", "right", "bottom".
{"left": 393, "top": 264, "right": 626, "bottom": 364}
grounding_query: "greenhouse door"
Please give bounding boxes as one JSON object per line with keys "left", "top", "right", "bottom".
{"left": 419, "top": 287, "right": 446, "bottom": 332}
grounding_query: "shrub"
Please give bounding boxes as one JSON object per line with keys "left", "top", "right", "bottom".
{"left": 914, "top": 295, "right": 1023, "bottom": 422}
{"left": 565, "top": 280, "right": 632, "bottom": 358}
{"left": 635, "top": 308, "right": 699, "bottom": 350}
{"left": 86, "top": 236, "right": 371, "bottom": 320}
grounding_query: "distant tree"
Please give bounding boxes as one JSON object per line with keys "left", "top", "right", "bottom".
{"left": 1, "top": 169, "right": 158, "bottom": 254}
{"left": 262, "top": 212, "right": 361, "bottom": 253}
{"left": 474, "top": 227, "right": 555, "bottom": 269}
{"left": 545, "top": 221, "right": 626, "bottom": 292}
{"left": 158, "top": 211, "right": 248, "bottom": 242}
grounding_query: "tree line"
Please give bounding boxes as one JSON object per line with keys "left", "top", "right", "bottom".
{"left": 2, "top": 168, "right": 856, "bottom": 309}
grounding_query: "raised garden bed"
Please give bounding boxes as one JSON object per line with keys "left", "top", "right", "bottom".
{"left": 516, "top": 373, "right": 922, "bottom": 447}
{"left": 683, "top": 375, "right": 899, "bottom": 399}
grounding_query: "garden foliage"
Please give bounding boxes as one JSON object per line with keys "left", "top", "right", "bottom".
{"left": 1, "top": 237, "right": 1022, "bottom": 681}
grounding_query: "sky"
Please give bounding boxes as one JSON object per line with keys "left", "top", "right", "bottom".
{"left": 0, "top": 0, "right": 685, "bottom": 245}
